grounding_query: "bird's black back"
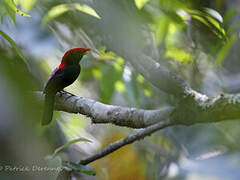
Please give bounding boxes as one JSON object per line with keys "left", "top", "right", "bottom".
{"left": 44, "top": 64, "right": 80, "bottom": 94}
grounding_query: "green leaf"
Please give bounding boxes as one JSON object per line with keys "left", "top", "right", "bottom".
{"left": 114, "top": 80, "right": 125, "bottom": 92}
{"left": 223, "top": 9, "right": 237, "bottom": 26}
{"left": 165, "top": 47, "right": 194, "bottom": 63}
{"left": 52, "top": 138, "right": 91, "bottom": 157}
{"left": 186, "top": 8, "right": 226, "bottom": 40}
{"left": 5, "top": 0, "right": 30, "bottom": 18}
{"left": 63, "top": 161, "right": 96, "bottom": 176}
{"left": 42, "top": 3, "right": 100, "bottom": 25}
{"left": 135, "top": 0, "right": 149, "bottom": 9}
{"left": 152, "top": 16, "right": 169, "bottom": 44}
{"left": 0, "top": 0, "right": 5, "bottom": 22}
{"left": 124, "top": 72, "right": 139, "bottom": 106}
{"left": 216, "top": 34, "right": 237, "bottom": 67}
{"left": 20, "top": 0, "right": 36, "bottom": 12}
{"left": 99, "top": 65, "right": 123, "bottom": 103}
{"left": 4, "top": 0, "right": 16, "bottom": 26}
{"left": 0, "top": 30, "right": 30, "bottom": 70}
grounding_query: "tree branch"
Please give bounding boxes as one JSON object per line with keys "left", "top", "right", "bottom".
{"left": 37, "top": 89, "right": 240, "bottom": 129}
{"left": 171, "top": 90, "right": 240, "bottom": 125}
{"left": 79, "top": 119, "right": 172, "bottom": 165}
{"left": 53, "top": 91, "right": 174, "bottom": 128}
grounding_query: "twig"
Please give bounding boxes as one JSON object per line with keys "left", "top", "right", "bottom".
{"left": 79, "top": 119, "right": 173, "bottom": 165}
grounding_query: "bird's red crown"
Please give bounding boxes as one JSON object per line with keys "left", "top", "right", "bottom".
{"left": 61, "top": 48, "right": 91, "bottom": 64}
{"left": 56, "top": 48, "right": 90, "bottom": 72}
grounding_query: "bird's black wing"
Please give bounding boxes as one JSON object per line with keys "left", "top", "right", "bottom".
{"left": 43, "top": 65, "right": 80, "bottom": 94}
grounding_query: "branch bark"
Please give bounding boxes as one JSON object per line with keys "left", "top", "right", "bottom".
{"left": 53, "top": 92, "right": 174, "bottom": 128}
{"left": 51, "top": 90, "right": 240, "bottom": 128}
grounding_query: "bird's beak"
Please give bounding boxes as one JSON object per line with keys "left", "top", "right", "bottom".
{"left": 82, "top": 48, "right": 91, "bottom": 52}
{"left": 81, "top": 48, "right": 91, "bottom": 56}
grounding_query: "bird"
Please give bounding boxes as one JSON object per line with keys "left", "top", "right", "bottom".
{"left": 42, "top": 48, "right": 90, "bottom": 125}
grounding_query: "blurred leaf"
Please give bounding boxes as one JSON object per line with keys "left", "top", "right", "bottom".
{"left": 161, "top": 9, "right": 184, "bottom": 25}
{"left": 99, "top": 47, "right": 125, "bottom": 65}
{"left": 223, "top": 9, "right": 237, "bottom": 26}
{"left": 74, "top": 3, "right": 100, "bottom": 18}
{"left": 137, "top": 74, "right": 144, "bottom": 84}
{"left": 153, "top": 16, "right": 169, "bottom": 44}
{"left": 0, "top": 0, "right": 5, "bottom": 22}
{"left": 135, "top": 0, "right": 149, "bottom": 9}
{"left": 226, "top": 23, "right": 237, "bottom": 36}
{"left": 113, "top": 63, "right": 122, "bottom": 72}
{"left": 4, "top": 0, "right": 16, "bottom": 26}
{"left": 42, "top": 3, "right": 100, "bottom": 25}
{"left": 125, "top": 77, "right": 139, "bottom": 106}
{"left": 165, "top": 47, "right": 194, "bottom": 63}
{"left": 204, "top": 8, "right": 223, "bottom": 23}
{"left": 20, "top": 0, "right": 36, "bottom": 12}
{"left": 99, "top": 65, "right": 123, "bottom": 103}
{"left": 45, "top": 155, "right": 62, "bottom": 179}
{"left": 115, "top": 80, "right": 125, "bottom": 92}
{"left": 216, "top": 34, "right": 237, "bottom": 67}
{"left": 186, "top": 8, "right": 226, "bottom": 40}
{"left": 51, "top": 137, "right": 91, "bottom": 158}
{"left": 0, "top": 30, "right": 30, "bottom": 70}
{"left": 144, "top": 88, "right": 152, "bottom": 97}
{"left": 5, "top": 0, "right": 30, "bottom": 17}
{"left": 63, "top": 161, "right": 96, "bottom": 176}
{"left": 80, "top": 65, "right": 95, "bottom": 81}
{"left": 159, "top": 0, "right": 188, "bottom": 11}
{"left": 92, "top": 68, "right": 102, "bottom": 80}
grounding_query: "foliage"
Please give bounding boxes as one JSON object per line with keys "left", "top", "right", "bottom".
{"left": 0, "top": 30, "right": 30, "bottom": 69}
{"left": 51, "top": 137, "right": 91, "bottom": 158}
{"left": 0, "top": 0, "right": 240, "bottom": 179}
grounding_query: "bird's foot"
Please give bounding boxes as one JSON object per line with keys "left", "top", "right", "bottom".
{"left": 59, "top": 90, "right": 65, "bottom": 97}
{"left": 59, "top": 90, "right": 75, "bottom": 99}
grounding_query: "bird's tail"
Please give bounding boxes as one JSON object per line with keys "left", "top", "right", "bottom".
{"left": 42, "top": 93, "right": 55, "bottom": 126}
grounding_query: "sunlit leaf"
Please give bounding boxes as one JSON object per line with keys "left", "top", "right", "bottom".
{"left": 165, "top": 47, "right": 194, "bottom": 63}
{"left": 42, "top": 3, "right": 100, "bottom": 25}
{"left": 52, "top": 137, "right": 92, "bottom": 157}
{"left": 92, "top": 68, "right": 102, "bottom": 80}
{"left": 99, "top": 47, "right": 125, "bottom": 64}
{"left": 115, "top": 80, "right": 125, "bottom": 92}
{"left": 13, "top": 0, "right": 19, "bottom": 5}
{"left": 116, "top": 57, "right": 124, "bottom": 64}
{"left": 5, "top": 0, "right": 30, "bottom": 17}
{"left": 216, "top": 34, "right": 237, "bottom": 67}
{"left": 99, "top": 50, "right": 116, "bottom": 60}
{"left": 99, "top": 65, "right": 123, "bottom": 103}
{"left": 186, "top": 8, "right": 226, "bottom": 40}
{"left": 113, "top": 63, "right": 122, "bottom": 72}
{"left": 0, "top": 0, "right": 5, "bottom": 22}
{"left": 204, "top": 8, "right": 223, "bottom": 23}
{"left": 160, "top": 8, "right": 184, "bottom": 25}
{"left": 0, "top": 30, "right": 30, "bottom": 70}
{"left": 137, "top": 74, "right": 144, "bottom": 84}
{"left": 135, "top": 0, "right": 149, "bottom": 9}
{"left": 144, "top": 88, "right": 152, "bottom": 97}
{"left": 159, "top": 0, "right": 189, "bottom": 11}
{"left": 63, "top": 161, "right": 96, "bottom": 176}
{"left": 74, "top": 3, "right": 100, "bottom": 19}
{"left": 151, "top": 16, "right": 169, "bottom": 44}
{"left": 20, "top": 0, "right": 36, "bottom": 12}
{"left": 4, "top": 0, "right": 16, "bottom": 25}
